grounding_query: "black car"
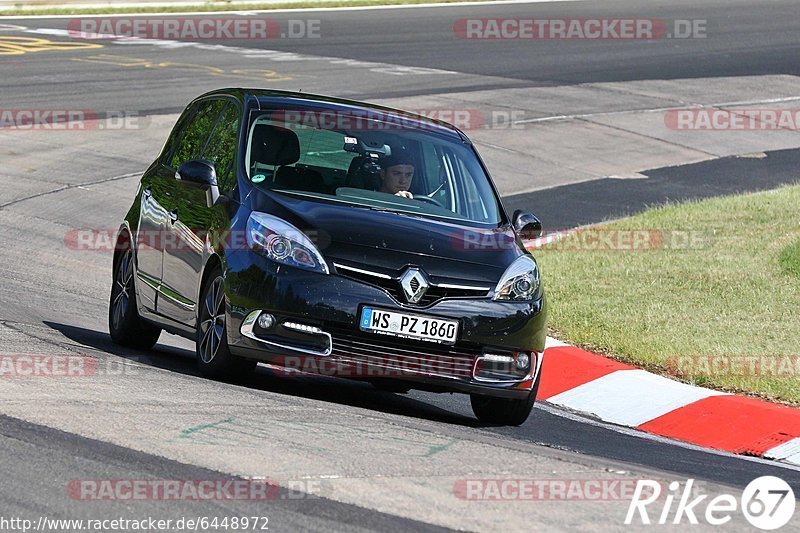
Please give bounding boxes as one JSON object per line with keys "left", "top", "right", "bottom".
{"left": 109, "top": 89, "right": 547, "bottom": 425}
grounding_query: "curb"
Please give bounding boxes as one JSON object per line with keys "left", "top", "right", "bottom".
{"left": 540, "top": 338, "right": 800, "bottom": 466}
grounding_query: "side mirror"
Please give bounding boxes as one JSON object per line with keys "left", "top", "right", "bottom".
{"left": 176, "top": 160, "right": 222, "bottom": 208}
{"left": 512, "top": 210, "right": 543, "bottom": 240}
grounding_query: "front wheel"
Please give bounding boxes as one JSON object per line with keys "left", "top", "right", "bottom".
{"left": 470, "top": 366, "right": 542, "bottom": 426}
{"left": 196, "top": 267, "right": 256, "bottom": 381}
{"left": 109, "top": 245, "right": 161, "bottom": 349}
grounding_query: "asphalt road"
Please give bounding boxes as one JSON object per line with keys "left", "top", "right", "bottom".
{"left": 1, "top": 0, "right": 800, "bottom": 530}
{"left": 2, "top": 0, "right": 800, "bottom": 111}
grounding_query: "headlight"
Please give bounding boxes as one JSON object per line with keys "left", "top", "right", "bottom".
{"left": 493, "top": 255, "right": 539, "bottom": 301}
{"left": 246, "top": 212, "right": 329, "bottom": 274}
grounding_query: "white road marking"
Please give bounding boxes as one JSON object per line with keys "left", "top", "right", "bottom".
{"left": 535, "top": 402, "right": 800, "bottom": 473}
{"left": 547, "top": 369, "right": 728, "bottom": 427}
{"left": 513, "top": 95, "right": 800, "bottom": 126}
{"left": 24, "top": 26, "right": 460, "bottom": 76}
{"left": 765, "top": 438, "right": 800, "bottom": 467}
{"left": 0, "top": 0, "right": 587, "bottom": 19}
{"left": 544, "top": 336, "right": 570, "bottom": 349}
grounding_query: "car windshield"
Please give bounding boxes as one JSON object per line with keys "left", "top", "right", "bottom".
{"left": 245, "top": 108, "right": 504, "bottom": 226}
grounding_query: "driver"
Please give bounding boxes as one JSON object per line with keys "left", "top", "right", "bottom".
{"left": 379, "top": 152, "right": 415, "bottom": 199}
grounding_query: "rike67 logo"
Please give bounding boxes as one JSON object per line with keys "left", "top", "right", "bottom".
{"left": 626, "top": 476, "right": 795, "bottom": 530}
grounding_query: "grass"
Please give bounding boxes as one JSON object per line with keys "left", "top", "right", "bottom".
{"left": 534, "top": 184, "right": 800, "bottom": 404}
{"left": 0, "top": 0, "right": 480, "bottom": 16}
{"left": 780, "top": 238, "right": 800, "bottom": 279}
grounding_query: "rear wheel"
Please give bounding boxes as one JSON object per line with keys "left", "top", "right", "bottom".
{"left": 196, "top": 267, "right": 256, "bottom": 380}
{"left": 109, "top": 244, "right": 161, "bottom": 349}
{"left": 470, "top": 365, "right": 543, "bottom": 426}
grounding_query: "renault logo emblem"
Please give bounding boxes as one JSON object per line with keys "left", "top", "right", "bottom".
{"left": 399, "top": 268, "right": 429, "bottom": 304}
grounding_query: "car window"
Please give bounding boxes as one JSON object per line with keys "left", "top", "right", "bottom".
{"left": 169, "top": 99, "right": 227, "bottom": 170}
{"left": 421, "top": 143, "right": 454, "bottom": 210}
{"left": 160, "top": 105, "right": 197, "bottom": 162}
{"left": 295, "top": 126, "right": 357, "bottom": 171}
{"left": 457, "top": 155, "right": 491, "bottom": 221}
{"left": 421, "top": 143, "right": 441, "bottom": 191}
{"left": 247, "top": 111, "right": 503, "bottom": 226}
{"left": 202, "top": 102, "right": 240, "bottom": 191}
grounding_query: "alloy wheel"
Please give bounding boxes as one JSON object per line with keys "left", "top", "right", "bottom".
{"left": 199, "top": 277, "right": 226, "bottom": 364}
{"left": 111, "top": 250, "right": 133, "bottom": 331}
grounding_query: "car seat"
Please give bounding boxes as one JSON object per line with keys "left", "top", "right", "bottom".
{"left": 250, "top": 124, "right": 325, "bottom": 192}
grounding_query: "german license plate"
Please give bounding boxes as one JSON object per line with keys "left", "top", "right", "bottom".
{"left": 360, "top": 307, "right": 459, "bottom": 344}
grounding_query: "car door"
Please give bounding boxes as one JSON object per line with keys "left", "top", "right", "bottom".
{"left": 134, "top": 105, "right": 198, "bottom": 312}
{"left": 159, "top": 97, "right": 240, "bottom": 325}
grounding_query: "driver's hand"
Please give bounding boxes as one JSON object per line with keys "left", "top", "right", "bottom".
{"left": 394, "top": 191, "right": 413, "bottom": 199}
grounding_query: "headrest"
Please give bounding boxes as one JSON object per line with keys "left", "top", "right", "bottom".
{"left": 251, "top": 124, "right": 300, "bottom": 166}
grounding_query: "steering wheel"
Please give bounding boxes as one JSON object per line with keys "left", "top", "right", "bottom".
{"left": 415, "top": 194, "right": 444, "bottom": 208}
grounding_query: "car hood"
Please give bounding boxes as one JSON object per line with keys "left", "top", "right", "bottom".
{"left": 255, "top": 191, "right": 522, "bottom": 284}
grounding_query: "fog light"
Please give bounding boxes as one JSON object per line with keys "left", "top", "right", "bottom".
{"left": 515, "top": 352, "right": 530, "bottom": 370}
{"left": 283, "top": 321, "right": 324, "bottom": 334}
{"left": 257, "top": 313, "right": 275, "bottom": 329}
{"left": 483, "top": 353, "right": 514, "bottom": 364}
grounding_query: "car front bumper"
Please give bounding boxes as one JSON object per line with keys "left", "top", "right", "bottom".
{"left": 224, "top": 255, "right": 547, "bottom": 399}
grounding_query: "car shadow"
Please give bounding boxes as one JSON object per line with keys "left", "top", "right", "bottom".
{"left": 43, "top": 321, "right": 482, "bottom": 428}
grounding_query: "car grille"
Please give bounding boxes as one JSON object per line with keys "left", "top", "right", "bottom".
{"left": 328, "top": 329, "right": 478, "bottom": 380}
{"left": 334, "top": 264, "right": 490, "bottom": 306}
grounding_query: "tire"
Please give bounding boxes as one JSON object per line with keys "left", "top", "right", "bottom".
{"left": 470, "top": 364, "right": 543, "bottom": 426}
{"left": 109, "top": 243, "right": 162, "bottom": 349}
{"left": 196, "top": 266, "right": 256, "bottom": 381}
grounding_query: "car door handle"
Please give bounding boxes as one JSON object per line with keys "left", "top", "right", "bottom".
{"left": 168, "top": 210, "right": 178, "bottom": 223}
{"left": 144, "top": 188, "right": 170, "bottom": 199}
